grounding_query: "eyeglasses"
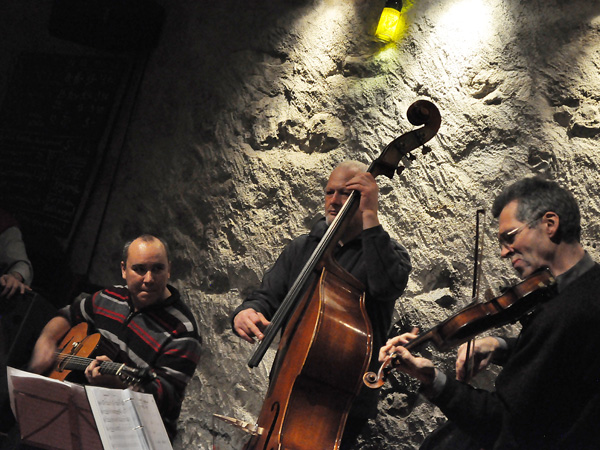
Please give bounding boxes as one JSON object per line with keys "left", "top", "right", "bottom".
{"left": 498, "top": 218, "right": 539, "bottom": 249}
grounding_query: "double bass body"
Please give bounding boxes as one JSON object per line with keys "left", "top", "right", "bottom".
{"left": 244, "top": 265, "right": 372, "bottom": 450}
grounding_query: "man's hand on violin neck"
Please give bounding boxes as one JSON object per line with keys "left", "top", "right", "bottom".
{"left": 377, "top": 327, "right": 435, "bottom": 385}
{"left": 378, "top": 327, "right": 419, "bottom": 362}
{"left": 234, "top": 308, "right": 271, "bottom": 343}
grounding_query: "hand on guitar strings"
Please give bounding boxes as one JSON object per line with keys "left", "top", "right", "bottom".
{"left": 85, "top": 355, "right": 128, "bottom": 389}
{"left": 29, "top": 334, "right": 58, "bottom": 375}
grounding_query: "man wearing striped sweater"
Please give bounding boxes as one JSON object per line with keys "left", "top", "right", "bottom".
{"left": 29, "top": 234, "right": 201, "bottom": 440}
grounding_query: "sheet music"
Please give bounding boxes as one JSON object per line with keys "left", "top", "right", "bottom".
{"left": 86, "top": 386, "right": 172, "bottom": 450}
{"left": 86, "top": 386, "right": 149, "bottom": 449}
{"left": 126, "top": 390, "right": 173, "bottom": 450}
{"left": 6, "top": 367, "right": 170, "bottom": 450}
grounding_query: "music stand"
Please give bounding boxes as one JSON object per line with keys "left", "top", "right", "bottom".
{"left": 8, "top": 368, "right": 102, "bottom": 450}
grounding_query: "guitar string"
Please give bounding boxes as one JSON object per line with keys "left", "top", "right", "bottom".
{"left": 55, "top": 353, "right": 126, "bottom": 372}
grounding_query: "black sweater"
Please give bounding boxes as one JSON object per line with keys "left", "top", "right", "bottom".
{"left": 432, "top": 262, "right": 600, "bottom": 449}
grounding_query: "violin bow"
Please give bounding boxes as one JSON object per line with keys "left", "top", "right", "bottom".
{"left": 465, "top": 208, "right": 486, "bottom": 381}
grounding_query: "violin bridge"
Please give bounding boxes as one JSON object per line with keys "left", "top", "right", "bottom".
{"left": 213, "top": 413, "right": 264, "bottom": 436}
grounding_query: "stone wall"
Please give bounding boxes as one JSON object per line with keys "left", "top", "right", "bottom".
{"left": 2, "top": 0, "right": 600, "bottom": 448}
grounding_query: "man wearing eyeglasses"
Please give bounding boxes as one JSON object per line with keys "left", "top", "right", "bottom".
{"left": 380, "top": 177, "right": 600, "bottom": 449}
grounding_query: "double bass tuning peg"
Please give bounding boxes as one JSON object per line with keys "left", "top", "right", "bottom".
{"left": 394, "top": 145, "right": 431, "bottom": 176}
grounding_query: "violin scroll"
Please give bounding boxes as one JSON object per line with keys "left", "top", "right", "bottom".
{"left": 363, "top": 357, "right": 391, "bottom": 389}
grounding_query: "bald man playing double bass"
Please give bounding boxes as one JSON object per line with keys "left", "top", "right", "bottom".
{"left": 381, "top": 177, "right": 600, "bottom": 449}
{"left": 232, "top": 161, "right": 412, "bottom": 448}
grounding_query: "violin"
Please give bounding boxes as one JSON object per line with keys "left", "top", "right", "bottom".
{"left": 363, "top": 267, "right": 557, "bottom": 389}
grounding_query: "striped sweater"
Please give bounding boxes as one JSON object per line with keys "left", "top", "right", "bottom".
{"left": 60, "top": 284, "right": 201, "bottom": 439}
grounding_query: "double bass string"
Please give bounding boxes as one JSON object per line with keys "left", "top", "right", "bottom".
{"left": 247, "top": 188, "right": 361, "bottom": 368}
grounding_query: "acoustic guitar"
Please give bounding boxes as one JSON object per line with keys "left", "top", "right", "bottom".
{"left": 49, "top": 322, "right": 154, "bottom": 386}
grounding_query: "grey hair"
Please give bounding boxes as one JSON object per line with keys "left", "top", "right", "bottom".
{"left": 492, "top": 177, "right": 581, "bottom": 243}
{"left": 334, "top": 160, "right": 368, "bottom": 173}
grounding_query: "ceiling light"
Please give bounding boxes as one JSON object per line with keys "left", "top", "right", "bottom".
{"left": 375, "top": 0, "right": 404, "bottom": 44}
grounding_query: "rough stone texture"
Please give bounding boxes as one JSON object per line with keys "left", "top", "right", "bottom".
{"left": 3, "top": 0, "right": 600, "bottom": 449}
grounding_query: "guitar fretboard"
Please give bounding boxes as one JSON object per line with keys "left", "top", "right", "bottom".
{"left": 55, "top": 353, "right": 126, "bottom": 376}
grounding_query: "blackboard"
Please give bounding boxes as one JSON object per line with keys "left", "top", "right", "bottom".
{"left": 0, "top": 53, "right": 129, "bottom": 240}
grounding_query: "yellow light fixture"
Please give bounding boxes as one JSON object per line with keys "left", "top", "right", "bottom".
{"left": 375, "top": 0, "right": 404, "bottom": 43}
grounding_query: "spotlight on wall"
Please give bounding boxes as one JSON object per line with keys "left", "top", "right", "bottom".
{"left": 375, "top": 0, "right": 404, "bottom": 44}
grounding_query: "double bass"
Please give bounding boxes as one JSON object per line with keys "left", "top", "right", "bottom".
{"left": 241, "top": 100, "right": 441, "bottom": 450}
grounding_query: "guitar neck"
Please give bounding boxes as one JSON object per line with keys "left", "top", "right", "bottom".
{"left": 56, "top": 353, "right": 126, "bottom": 376}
